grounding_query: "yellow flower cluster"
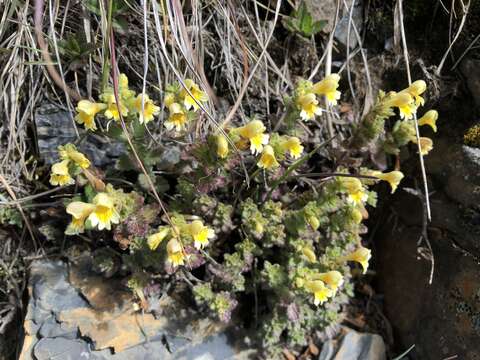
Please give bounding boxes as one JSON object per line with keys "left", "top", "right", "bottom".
{"left": 295, "top": 74, "right": 341, "bottom": 121}
{"left": 218, "top": 119, "right": 304, "bottom": 170}
{"left": 74, "top": 74, "right": 160, "bottom": 130}
{"left": 49, "top": 144, "right": 90, "bottom": 186}
{"left": 147, "top": 218, "right": 215, "bottom": 268}
{"left": 298, "top": 244, "right": 371, "bottom": 306}
{"left": 164, "top": 79, "right": 208, "bottom": 131}
{"left": 385, "top": 80, "right": 427, "bottom": 120}
{"left": 383, "top": 81, "right": 438, "bottom": 156}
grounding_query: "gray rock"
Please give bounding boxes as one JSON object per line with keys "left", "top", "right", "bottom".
{"left": 20, "top": 259, "right": 257, "bottom": 360}
{"left": 39, "top": 317, "right": 77, "bottom": 340}
{"left": 34, "top": 338, "right": 91, "bottom": 360}
{"left": 318, "top": 328, "right": 386, "bottom": 360}
{"left": 334, "top": 0, "right": 364, "bottom": 50}
{"left": 460, "top": 58, "right": 480, "bottom": 107}
{"left": 35, "top": 103, "right": 125, "bottom": 166}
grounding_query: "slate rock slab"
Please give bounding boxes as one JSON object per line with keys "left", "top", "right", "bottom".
{"left": 19, "top": 259, "right": 256, "bottom": 360}
{"left": 35, "top": 103, "right": 125, "bottom": 166}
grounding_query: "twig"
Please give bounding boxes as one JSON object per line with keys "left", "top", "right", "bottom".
{"left": 436, "top": 0, "right": 470, "bottom": 75}
{"left": 33, "top": 0, "right": 81, "bottom": 101}
{"left": 396, "top": 0, "right": 432, "bottom": 221}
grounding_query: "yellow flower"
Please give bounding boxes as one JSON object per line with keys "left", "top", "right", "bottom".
{"left": 282, "top": 137, "right": 304, "bottom": 159}
{"left": 147, "top": 227, "right": 170, "bottom": 250}
{"left": 302, "top": 246, "right": 317, "bottom": 263}
{"left": 385, "top": 92, "right": 416, "bottom": 120}
{"left": 418, "top": 110, "right": 438, "bottom": 132}
{"left": 66, "top": 201, "right": 95, "bottom": 234}
{"left": 312, "top": 73, "right": 341, "bottom": 105}
{"left": 307, "top": 215, "right": 320, "bottom": 230}
{"left": 351, "top": 207, "right": 363, "bottom": 224}
{"left": 257, "top": 145, "right": 279, "bottom": 169}
{"left": 50, "top": 160, "right": 74, "bottom": 186}
{"left": 118, "top": 73, "right": 136, "bottom": 99}
{"left": 188, "top": 220, "right": 215, "bottom": 249}
{"left": 87, "top": 193, "right": 120, "bottom": 231}
{"left": 133, "top": 94, "right": 160, "bottom": 124}
{"left": 103, "top": 93, "right": 129, "bottom": 121}
{"left": 237, "top": 120, "right": 269, "bottom": 155}
{"left": 312, "top": 271, "right": 344, "bottom": 292}
{"left": 164, "top": 93, "right": 176, "bottom": 108}
{"left": 75, "top": 100, "right": 106, "bottom": 130}
{"left": 340, "top": 177, "right": 367, "bottom": 205}
{"left": 167, "top": 238, "right": 185, "bottom": 267}
{"left": 370, "top": 170, "right": 404, "bottom": 193}
{"left": 165, "top": 103, "right": 188, "bottom": 131}
{"left": 304, "top": 280, "right": 334, "bottom": 306}
{"left": 59, "top": 144, "right": 90, "bottom": 169}
{"left": 344, "top": 246, "right": 371, "bottom": 274}
{"left": 180, "top": 79, "right": 208, "bottom": 111}
{"left": 416, "top": 137, "right": 433, "bottom": 155}
{"left": 297, "top": 93, "right": 322, "bottom": 121}
{"left": 404, "top": 80, "right": 427, "bottom": 106}
{"left": 216, "top": 135, "right": 229, "bottom": 159}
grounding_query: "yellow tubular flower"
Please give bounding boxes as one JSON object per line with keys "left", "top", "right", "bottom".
{"left": 181, "top": 79, "right": 208, "bottom": 111}
{"left": 60, "top": 145, "right": 90, "bottom": 169}
{"left": 304, "top": 280, "right": 334, "bottom": 306}
{"left": 418, "top": 110, "right": 438, "bottom": 132}
{"left": 307, "top": 215, "right": 320, "bottom": 230}
{"left": 165, "top": 103, "right": 188, "bottom": 131}
{"left": 50, "top": 160, "right": 74, "bottom": 186}
{"left": 302, "top": 246, "right": 317, "bottom": 263}
{"left": 282, "top": 137, "right": 304, "bottom": 159}
{"left": 87, "top": 193, "right": 120, "bottom": 231}
{"left": 133, "top": 94, "right": 160, "bottom": 124}
{"left": 66, "top": 201, "right": 96, "bottom": 234}
{"left": 164, "top": 93, "right": 176, "bottom": 108}
{"left": 313, "top": 271, "right": 344, "bottom": 292}
{"left": 103, "top": 93, "right": 129, "bottom": 121}
{"left": 297, "top": 93, "right": 322, "bottom": 121}
{"left": 189, "top": 220, "right": 215, "bottom": 250}
{"left": 118, "top": 73, "right": 135, "bottom": 99}
{"left": 75, "top": 100, "right": 106, "bottom": 130}
{"left": 341, "top": 177, "right": 367, "bottom": 205}
{"left": 417, "top": 137, "right": 433, "bottom": 155}
{"left": 312, "top": 73, "right": 341, "bottom": 105}
{"left": 344, "top": 246, "right": 372, "bottom": 274}
{"left": 405, "top": 80, "right": 427, "bottom": 106}
{"left": 167, "top": 238, "right": 185, "bottom": 267}
{"left": 257, "top": 145, "right": 279, "bottom": 169}
{"left": 385, "top": 92, "right": 417, "bottom": 120}
{"left": 216, "top": 135, "right": 229, "bottom": 159}
{"left": 371, "top": 170, "right": 404, "bottom": 194}
{"left": 147, "top": 227, "right": 170, "bottom": 250}
{"left": 351, "top": 207, "right": 363, "bottom": 224}
{"left": 237, "top": 120, "right": 269, "bottom": 155}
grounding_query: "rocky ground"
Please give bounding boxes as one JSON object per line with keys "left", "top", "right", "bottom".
{"left": 1, "top": 0, "right": 480, "bottom": 359}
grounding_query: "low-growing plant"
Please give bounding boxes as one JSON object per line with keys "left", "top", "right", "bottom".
{"left": 48, "top": 71, "right": 438, "bottom": 354}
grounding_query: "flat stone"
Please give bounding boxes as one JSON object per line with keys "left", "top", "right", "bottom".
{"left": 20, "top": 258, "right": 256, "bottom": 359}
{"left": 39, "top": 317, "right": 77, "bottom": 340}
{"left": 318, "top": 327, "right": 386, "bottom": 360}
{"left": 58, "top": 307, "right": 168, "bottom": 352}
{"left": 34, "top": 338, "right": 91, "bottom": 360}
{"left": 35, "top": 103, "right": 125, "bottom": 166}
